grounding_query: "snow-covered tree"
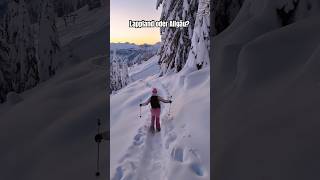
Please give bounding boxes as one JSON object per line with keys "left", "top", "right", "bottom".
{"left": 156, "top": 0, "right": 199, "bottom": 75}
{"left": 0, "top": 0, "right": 64, "bottom": 103}
{"left": 110, "top": 50, "right": 121, "bottom": 92}
{"left": 185, "top": 0, "right": 210, "bottom": 71}
{"left": 213, "top": 0, "right": 244, "bottom": 35}
{"left": 38, "top": 0, "right": 60, "bottom": 82}
{"left": 4, "top": 0, "right": 39, "bottom": 92}
{"left": 20, "top": 0, "right": 39, "bottom": 90}
{"left": 213, "top": 0, "right": 320, "bottom": 36}
{"left": 76, "top": 0, "right": 87, "bottom": 9}
{"left": 110, "top": 50, "right": 130, "bottom": 92}
{"left": 0, "top": 27, "right": 10, "bottom": 103}
{"left": 53, "top": 0, "right": 77, "bottom": 17}
{"left": 88, "top": 0, "right": 102, "bottom": 10}
{"left": 120, "top": 58, "right": 130, "bottom": 87}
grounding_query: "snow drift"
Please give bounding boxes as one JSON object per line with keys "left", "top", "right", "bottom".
{"left": 213, "top": 0, "right": 320, "bottom": 179}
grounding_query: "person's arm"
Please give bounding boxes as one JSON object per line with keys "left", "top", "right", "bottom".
{"left": 140, "top": 97, "right": 150, "bottom": 106}
{"left": 158, "top": 96, "right": 172, "bottom": 103}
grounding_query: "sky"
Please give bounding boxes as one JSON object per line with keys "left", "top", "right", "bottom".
{"left": 110, "top": 0, "right": 161, "bottom": 45}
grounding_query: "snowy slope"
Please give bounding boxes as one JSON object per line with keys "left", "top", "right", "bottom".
{"left": 110, "top": 56, "right": 210, "bottom": 180}
{"left": 57, "top": 5, "right": 108, "bottom": 46}
{"left": 0, "top": 5, "right": 108, "bottom": 180}
{"left": 0, "top": 54, "right": 108, "bottom": 180}
{"left": 213, "top": 0, "right": 320, "bottom": 179}
{"left": 129, "top": 55, "right": 161, "bottom": 81}
{"left": 56, "top": 5, "right": 108, "bottom": 67}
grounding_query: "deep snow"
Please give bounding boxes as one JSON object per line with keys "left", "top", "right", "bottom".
{"left": 0, "top": 5, "right": 108, "bottom": 180}
{"left": 213, "top": 0, "right": 320, "bottom": 179}
{"left": 110, "top": 56, "right": 210, "bottom": 180}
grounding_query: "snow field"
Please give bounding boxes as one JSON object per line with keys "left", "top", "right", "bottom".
{"left": 0, "top": 55, "right": 108, "bottom": 180}
{"left": 110, "top": 58, "right": 210, "bottom": 180}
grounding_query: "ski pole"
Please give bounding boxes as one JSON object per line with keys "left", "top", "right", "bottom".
{"left": 139, "top": 99, "right": 142, "bottom": 118}
{"left": 96, "top": 118, "right": 101, "bottom": 177}
{"left": 168, "top": 96, "right": 172, "bottom": 116}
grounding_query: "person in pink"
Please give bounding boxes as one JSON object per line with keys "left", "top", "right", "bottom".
{"left": 140, "top": 88, "right": 172, "bottom": 132}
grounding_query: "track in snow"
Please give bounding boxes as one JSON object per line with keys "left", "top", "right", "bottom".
{"left": 111, "top": 79, "right": 206, "bottom": 180}
{"left": 111, "top": 80, "right": 174, "bottom": 180}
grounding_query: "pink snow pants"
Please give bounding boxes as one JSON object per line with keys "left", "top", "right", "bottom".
{"left": 150, "top": 108, "right": 161, "bottom": 129}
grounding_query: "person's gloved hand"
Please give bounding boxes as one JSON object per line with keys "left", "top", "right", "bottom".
{"left": 139, "top": 104, "right": 142, "bottom": 106}
{"left": 95, "top": 134, "right": 103, "bottom": 143}
{"left": 169, "top": 100, "right": 172, "bottom": 103}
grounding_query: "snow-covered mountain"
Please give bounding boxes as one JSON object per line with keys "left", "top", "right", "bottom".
{"left": 109, "top": 43, "right": 160, "bottom": 92}
{"left": 110, "top": 42, "right": 160, "bottom": 66}
{"left": 110, "top": 42, "right": 140, "bottom": 50}
{"left": 213, "top": 0, "right": 320, "bottom": 179}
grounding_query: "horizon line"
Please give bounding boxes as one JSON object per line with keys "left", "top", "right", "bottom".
{"left": 110, "top": 41, "right": 161, "bottom": 46}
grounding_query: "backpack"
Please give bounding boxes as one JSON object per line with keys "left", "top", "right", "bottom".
{"left": 150, "top": 96, "right": 160, "bottom": 109}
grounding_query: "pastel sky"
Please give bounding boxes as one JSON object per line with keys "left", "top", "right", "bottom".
{"left": 110, "top": 0, "right": 161, "bottom": 45}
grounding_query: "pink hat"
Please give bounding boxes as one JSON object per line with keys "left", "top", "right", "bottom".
{"left": 152, "top": 88, "right": 157, "bottom": 94}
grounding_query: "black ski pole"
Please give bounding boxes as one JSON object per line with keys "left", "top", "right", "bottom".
{"left": 96, "top": 118, "right": 101, "bottom": 177}
{"left": 139, "top": 99, "right": 142, "bottom": 118}
{"left": 168, "top": 96, "right": 172, "bottom": 116}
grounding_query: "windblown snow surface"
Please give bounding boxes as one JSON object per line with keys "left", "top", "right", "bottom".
{"left": 213, "top": 0, "right": 320, "bottom": 179}
{"left": 0, "top": 5, "right": 108, "bottom": 180}
{"left": 110, "top": 57, "right": 210, "bottom": 180}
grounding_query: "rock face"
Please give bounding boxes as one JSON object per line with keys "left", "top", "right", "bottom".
{"left": 213, "top": 0, "right": 320, "bottom": 179}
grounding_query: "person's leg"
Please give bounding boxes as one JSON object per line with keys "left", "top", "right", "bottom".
{"left": 156, "top": 117, "right": 160, "bottom": 130}
{"left": 155, "top": 108, "right": 161, "bottom": 131}
{"left": 150, "top": 109, "right": 156, "bottom": 130}
{"left": 151, "top": 115, "right": 155, "bottom": 127}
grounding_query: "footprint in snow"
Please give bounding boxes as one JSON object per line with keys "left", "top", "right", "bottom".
{"left": 133, "top": 133, "right": 144, "bottom": 146}
{"left": 112, "top": 166, "right": 123, "bottom": 180}
{"left": 113, "top": 163, "right": 136, "bottom": 180}
{"left": 119, "top": 126, "right": 147, "bottom": 163}
{"left": 171, "top": 147, "right": 184, "bottom": 162}
{"left": 190, "top": 162, "right": 205, "bottom": 177}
